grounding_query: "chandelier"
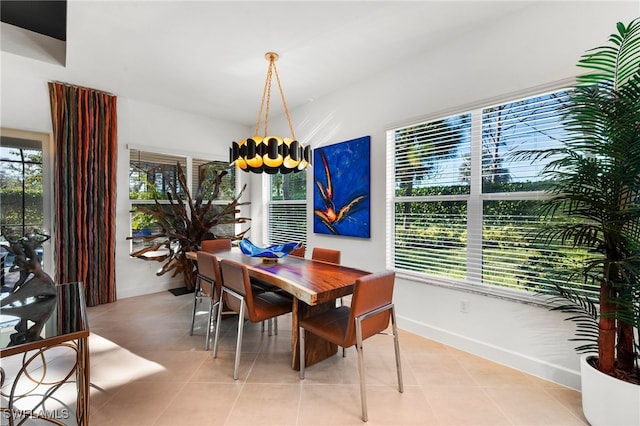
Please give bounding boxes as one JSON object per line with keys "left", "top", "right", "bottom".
{"left": 230, "top": 52, "right": 311, "bottom": 174}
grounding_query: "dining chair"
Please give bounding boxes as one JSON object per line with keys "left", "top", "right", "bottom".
{"left": 190, "top": 239, "right": 231, "bottom": 347}
{"left": 201, "top": 238, "right": 232, "bottom": 252}
{"left": 298, "top": 270, "right": 403, "bottom": 422}
{"left": 191, "top": 251, "right": 224, "bottom": 350}
{"left": 312, "top": 247, "right": 346, "bottom": 307}
{"left": 289, "top": 244, "right": 306, "bottom": 258}
{"left": 311, "top": 247, "right": 341, "bottom": 264}
{"left": 213, "top": 258, "right": 294, "bottom": 380}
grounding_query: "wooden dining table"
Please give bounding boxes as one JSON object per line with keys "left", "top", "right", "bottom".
{"left": 186, "top": 247, "right": 371, "bottom": 369}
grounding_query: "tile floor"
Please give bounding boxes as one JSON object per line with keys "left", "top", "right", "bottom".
{"left": 84, "top": 290, "right": 584, "bottom": 425}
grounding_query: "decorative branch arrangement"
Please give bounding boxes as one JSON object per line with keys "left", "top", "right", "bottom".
{"left": 129, "top": 163, "right": 250, "bottom": 290}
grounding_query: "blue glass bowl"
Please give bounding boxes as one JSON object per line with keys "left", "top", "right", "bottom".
{"left": 239, "top": 239, "right": 302, "bottom": 260}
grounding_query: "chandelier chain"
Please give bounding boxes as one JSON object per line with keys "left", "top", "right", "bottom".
{"left": 254, "top": 58, "right": 273, "bottom": 136}
{"left": 253, "top": 53, "right": 296, "bottom": 140}
{"left": 272, "top": 60, "right": 296, "bottom": 140}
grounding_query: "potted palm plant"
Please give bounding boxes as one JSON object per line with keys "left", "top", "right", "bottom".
{"left": 520, "top": 18, "right": 639, "bottom": 425}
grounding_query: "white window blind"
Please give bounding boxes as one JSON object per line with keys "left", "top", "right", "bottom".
{"left": 267, "top": 172, "right": 307, "bottom": 246}
{"left": 392, "top": 113, "right": 471, "bottom": 281}
{"left": 268, "top": 202, "right": 307, "bottom": 245}
{"left": 387, "top": 88, "right": 596, "bottom": 301}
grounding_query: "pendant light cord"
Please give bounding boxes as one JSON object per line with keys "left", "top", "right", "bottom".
{"left": 254, "top": 52, "right": 297, "bottom": 140}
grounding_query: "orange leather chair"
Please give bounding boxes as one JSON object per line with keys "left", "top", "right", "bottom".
{"left": 289, "top": 244, "right": 306, "bottom": 258}
{"left": 191, "top": 251, "right": 223, "bottom": 350}
{"left": 298, "top": 271, "right": 403, "bottom": 422}
{"left": 311, "top": 247, "right": 341, "bottom": 264}
{"left": 312, "top": 247, "right": 345, "bottom": 306}
{"left": 213, "top": 259, "right": 293, "bottom": 380}
{"left": 201, "top": 238, "right": 232, "bottom": 252}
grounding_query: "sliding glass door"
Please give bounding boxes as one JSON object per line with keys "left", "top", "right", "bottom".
{"left": 0, "top": 129, "right": 53, "bottom": 290}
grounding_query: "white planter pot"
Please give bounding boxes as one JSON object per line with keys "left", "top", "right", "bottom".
{"left": 581, "top": 354, "right": 640, "bottom": 426}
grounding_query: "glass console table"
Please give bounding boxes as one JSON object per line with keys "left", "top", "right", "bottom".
{"left": 0, "top": 282, "right": 90, "bottom": 425}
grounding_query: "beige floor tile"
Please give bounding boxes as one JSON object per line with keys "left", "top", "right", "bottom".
{"left": 459, "top": 357, "right": 536, "bottom": 388}
{"left": 485, "top": 386, "right": 588, "bottom": 425}
{"left": 422, "top": 386, "right": 513, "bottom": 425}
{"left": 154, "top": 382, "right": 242, "bottom": 426}
{"left": 91, "top": 380, "right": 185, "bottom": 425}
{"left": 360, "top": 385, "right": 439, "bottom": 425}
{"left": 536, "top": 387, "right": 589, "bottom": 424}
{"left": 299, "top": 352, "right": 361, "bottom": 385}
{"left": 425, "top": 386, "right": 513, "bottom": 426}
{"left": 409, "top": 355, "right": 477, "bottom": 387}
{"left": 248, "top": 351, "right": 301, "bottom": 384}
{"left": 225, "top": 383, "right": 301, "bottom": 425}
{"left": 297, "top": 384, "right": 370, "bottom": 425}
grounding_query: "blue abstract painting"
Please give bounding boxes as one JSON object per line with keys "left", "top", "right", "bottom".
{"left": 313, "top": 136, "right": 370, "bottom": 238}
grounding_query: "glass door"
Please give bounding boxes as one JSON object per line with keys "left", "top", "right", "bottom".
{"left": 0, "top": 129, "right": 53, "bottom": 291}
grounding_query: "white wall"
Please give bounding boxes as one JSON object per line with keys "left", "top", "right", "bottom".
{"left": 2, "top": 1, "right": 638, "bottom": 390}
{"left": 256, "top": 2, "right": 639, "bottom": 390}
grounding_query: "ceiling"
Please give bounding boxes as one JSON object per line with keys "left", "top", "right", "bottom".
{"left": 3, "top": 1, "right": 537, "bottom": 126}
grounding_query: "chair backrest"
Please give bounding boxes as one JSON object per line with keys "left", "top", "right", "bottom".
{"left": 289, "top": 244, "right": 306, "bottom": 258}
{"left": 219, "top": 259, "right": 256, "bottom": 321}
{"left": 311, "top": 247, "right": 341, "bottom": 264}
{"left": 201, "top": 238, "right": 232, "bottom": 253}
{"left": 345, "top": 271, "right": 396, "bottom": 344}
{"left": 196, "top": 251, "right": 223, "bottom": 299}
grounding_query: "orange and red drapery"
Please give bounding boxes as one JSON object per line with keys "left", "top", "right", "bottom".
{"left": 48, "top": 82, "right": 118, "bottom": 306}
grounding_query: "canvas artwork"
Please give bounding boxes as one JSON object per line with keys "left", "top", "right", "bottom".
{"left": 313, "top": 136, "right": 371, "bottom": 238}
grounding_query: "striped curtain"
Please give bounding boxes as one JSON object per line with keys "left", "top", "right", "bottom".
{"left": 48, "top": 82, "right": 118, "bottom": 306}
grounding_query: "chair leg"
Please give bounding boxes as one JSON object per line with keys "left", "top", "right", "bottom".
{"left": 189, "top": 284, "right": 199, "bottom": 336}
{"left": 390, "top": 306, "right": 404, "bottom": 393}
{"left": 204, "top": 299, "right": 219, "bottom": 351}
{"left": 274, "top": 317, "right": 278, "bottom": 335}
{"left": 233, "top": 302, "right": 245, "bottom": 380}
{"left": 268, "top": 318, "right": 273, "bottom": 336}
{"left": 355, "top": 317, "right": 368, "bottom": 422}
{"left": 299, "top": 326, "right": 306, "bottom": 379}
{"left": 212, "top": 295, "right": 224, "bottom": 358}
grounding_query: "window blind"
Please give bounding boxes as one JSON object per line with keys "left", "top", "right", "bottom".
{"left": 267, "top": 202, "right": 307, "bottom": 245}
{"left": 267, "top": 171, "right": 307, "bottom": 246}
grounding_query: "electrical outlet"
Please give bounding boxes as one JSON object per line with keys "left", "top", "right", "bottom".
{"left": 460, "top": 300, "right": 469, "bottom": 313}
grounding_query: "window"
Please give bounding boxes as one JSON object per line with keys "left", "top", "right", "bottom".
{"left": 129, "top": 149, "right": 236, "bottom": 252}
{"left": 267, "top": 172, "right": 307, "bottom": 245}
{"left": 387, "top": 88, "right": 594, "bottom": 300}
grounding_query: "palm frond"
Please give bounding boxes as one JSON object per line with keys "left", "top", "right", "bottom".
{"left": 577, "top": 17, "right": 640, "bottom": 88}
{"left": 542, "top": 284, "right": 599, "bottom": 354}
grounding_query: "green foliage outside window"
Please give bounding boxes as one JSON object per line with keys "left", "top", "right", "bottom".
{"left": 0, "top": 148, "right": 44, "bottom": 240}
{"left": 271, "top": 172, "right": 306, "bottom": 201}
